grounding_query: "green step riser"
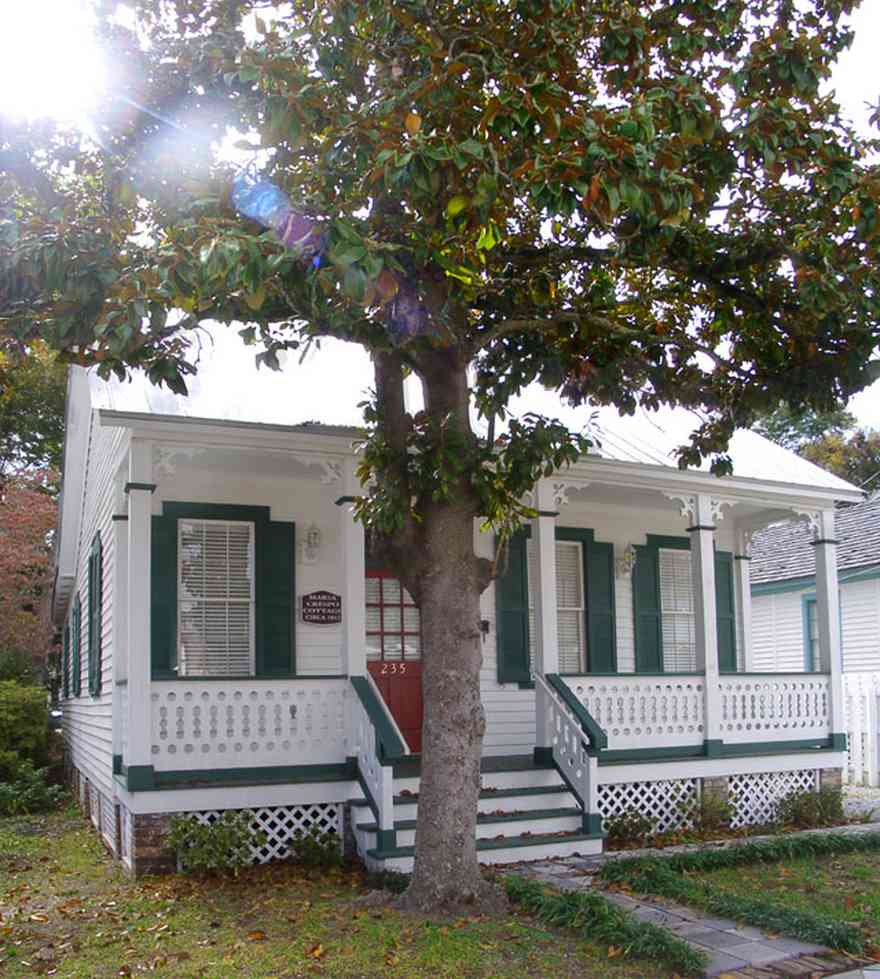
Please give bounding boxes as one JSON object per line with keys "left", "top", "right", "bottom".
{"left": 359, "top": 817, "right": 584, "bottom": 849}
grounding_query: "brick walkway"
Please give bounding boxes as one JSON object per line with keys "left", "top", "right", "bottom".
{"left": 513, "top": 847, "right": 879, "bottom": 978}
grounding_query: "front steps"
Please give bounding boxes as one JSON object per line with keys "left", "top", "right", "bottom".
{"left": 352, "top": 755, "right": 604, "bottom": 873}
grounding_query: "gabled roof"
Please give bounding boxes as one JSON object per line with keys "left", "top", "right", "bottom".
{"left": 85, "top": 325, "right": 858, "bottom": 495}
{"left": 750, "top": 492, "right": 880, "bottom": 585}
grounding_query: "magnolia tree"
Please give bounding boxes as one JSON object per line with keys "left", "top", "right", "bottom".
{"left": 2, "top": 0, "right": 880, "bottom": 909}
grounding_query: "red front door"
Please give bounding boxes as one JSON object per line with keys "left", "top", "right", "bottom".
{"left": 365, "top": 572, "right": 423, "bottom": 753}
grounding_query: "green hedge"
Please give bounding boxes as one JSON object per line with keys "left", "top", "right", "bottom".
{"left": 0, "top": 680, "right": 49, "bottom": 780}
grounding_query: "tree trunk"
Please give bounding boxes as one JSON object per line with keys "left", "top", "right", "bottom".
{"left": 398, "top": 501, "right": 503, "bottom": 913}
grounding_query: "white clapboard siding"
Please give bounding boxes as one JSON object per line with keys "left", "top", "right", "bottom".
{"left": 750, "top": 589, "right": 807, "bottom": 672}
{"left": 64, "top": 413, "right": 125, "bottom": 800}
{"left": 840, "top": 578, "right": 880, "bottom": 673}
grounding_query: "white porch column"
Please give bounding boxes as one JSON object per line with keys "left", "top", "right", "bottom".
{"left": 338, "top": 456, "right": 366, "bottom": 678}
{"left": 688, "top": 494, "right": 723, "bottom": 753}
{"left": 733, "top": 527, "right": 754, "bottom": 672}
{"left": 813, "top": 508, "right": 846, "bottom": 749}
{"left": 532, "top": 479, "right": 559, "bottom": 755}
{"left": 125, "top": 438, "right": 154, "bottom": 787}
{"left": 111, "top": 471, "right": 128, "bottom": 775}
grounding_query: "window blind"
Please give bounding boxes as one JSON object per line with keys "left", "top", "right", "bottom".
{"left": 527, "top": 539, "right": 586, "bottom": 673}
{"left": 658, "top": 548, "right": 696, "bottom": 671}
{"left": 177, "top": 519, "right": 255, "bottom": 676}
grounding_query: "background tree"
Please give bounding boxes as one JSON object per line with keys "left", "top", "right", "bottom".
{"left": 0, "top": 341, "right": 66, "bottom": 479}
{"left": 2, "top": 0, "right": 880, "bottom": 910}
{"left": 753, "top": 402, "right": 856, "bottom": 451}
{"left": 801, "top": 429, "right": 880, "bottom": 490}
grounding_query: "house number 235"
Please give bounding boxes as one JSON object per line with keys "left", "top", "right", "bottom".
{"left": 380, "top": 663, "right": 407, "bottom": 675}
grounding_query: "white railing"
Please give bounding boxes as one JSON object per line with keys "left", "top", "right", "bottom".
{"left": 718, "top": 674, "right": 831, "bottom": 744}
{"left": 535, "top": 674, "right": 597, "bottom": 817}
{"left": 149, "top": 678, "right": 350, "bottom": 771}
{"left": 350, "top": 676, "right": 395, "bottom": 842}
{"left": 563, "top": 675, "right": 705, "bottom": 751}
{"left": 843, "top": 672, "right": 880, "bottom": 787}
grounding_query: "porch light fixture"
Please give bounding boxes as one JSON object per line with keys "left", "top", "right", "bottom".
{"left": 301, "top": 522, "right": 322, "bottom": 563}
{"left": 615, "top": 543, "right": 637, "bottom": 578}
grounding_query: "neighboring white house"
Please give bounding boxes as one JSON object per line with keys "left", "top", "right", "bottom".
{"left": 751, "top": 494, "right": 880, "bottom": 785}
{"left": 54, "top": 353, "right": 863, "bottom": 875}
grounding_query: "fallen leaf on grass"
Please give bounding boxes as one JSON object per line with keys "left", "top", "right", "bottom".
{"left": 385, "top": 952, "right": 399, "bottom": 966}
{"left": 29, "top": 913, "right": 49, "bottom": 923}
{"left": 247, "top": 930, "right": 267, "bottom": 942}
{"left": 306, "top": 943, "right": 325, "bottom": 959}
{"left": 844, "top": 896, "right": 856, "bottom": 910}
{"left": 607, "top": 945, "right": 623, "bottom": 958}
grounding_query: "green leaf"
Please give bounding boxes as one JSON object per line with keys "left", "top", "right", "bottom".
{"left": 446, "top": 195, "right": 470, "bottom": 217}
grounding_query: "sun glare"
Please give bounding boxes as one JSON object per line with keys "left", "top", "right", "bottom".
{"left": 0, "top": 0, "right": 107, "bottom": 127}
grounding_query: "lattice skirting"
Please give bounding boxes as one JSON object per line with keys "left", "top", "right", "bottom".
{"left": 187, "top": 803, "right": 343, "bottom": 865}
{"left": 597, "top": 779, "right": 699, "bottom": 834}
{"left": 729, "top": 769, "right": 818, "bottom": 828}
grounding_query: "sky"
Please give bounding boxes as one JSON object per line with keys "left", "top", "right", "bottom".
{"left": 0, "top": 0, "right": 878, "bottom": 434}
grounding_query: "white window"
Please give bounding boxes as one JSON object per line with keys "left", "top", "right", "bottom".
{"left": 658, "top": 548, "right": 696, "bottom": 671}
{"left": 527, "top": 540, "right": 587, "bottom": 673}
{"left": 177, "top": 519, "right": 255, "bottom": 676}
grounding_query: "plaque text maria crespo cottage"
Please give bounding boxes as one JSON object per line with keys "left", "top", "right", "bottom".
{"left": 300, "top": 590, "right": 342, "bottom": 625}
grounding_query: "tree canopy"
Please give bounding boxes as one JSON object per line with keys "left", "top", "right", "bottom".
{"left": 753, "top": 401, "right": 856, "bottom": 451}
{"left": 2, "top": 0, "right": 879, "bottom": 909}
{"left": 801, "top": 428, "right": 880, "bottom": 489}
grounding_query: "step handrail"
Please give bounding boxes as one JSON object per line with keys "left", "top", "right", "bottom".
{"left": 544, "top": 673, "right": 608, "bottom": 752}
{"left": 350, "top": 675, "right": 409, "bottom": 762}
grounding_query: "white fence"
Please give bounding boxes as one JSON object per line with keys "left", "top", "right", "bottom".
{"left": 149, "top": 678, "right": 351, "bottom": 770}
{"left": 718, "top": 674, "right": 830, "bottom": 744}
{"left": 563, "top": 675, "right": 705, "bottom": 751}
{"left": 843, "top": 672, "right": 880, "bottom": 787}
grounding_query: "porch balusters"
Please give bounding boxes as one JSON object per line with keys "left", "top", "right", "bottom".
{"left": 688, "top": 494, "right": 723, "bottom": 753}
{"left": 532, "top": 479, "right": 560, "bottom": 757}
{"left": 813, "top": 508, "right": 846, "bottom": 750}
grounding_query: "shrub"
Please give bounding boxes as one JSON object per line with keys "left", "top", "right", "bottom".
{"left": 0, "top": 680, "right": 49, "bottom": 779}
{"left": 0, "top": 648, "right": 40, "bottom": 685}
{"left": 774, "top": 786, "right": 844, "bottom": 829}
{"left": 167, "top": 812, "right": 267, "bottom": 876}
{"left": 604, "top": 808, "right": 656, "bottom": 846}
{"left": 0, "top": 761, "right": 66, "bottom": 816}
{"left": 689, "top": 791, "right": 734, "bottom": 835}
{"left": 290, "top": 825, "right": 342, "bottom": 868}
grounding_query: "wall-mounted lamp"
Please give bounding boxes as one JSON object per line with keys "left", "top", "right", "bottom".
{"left": 615, "top": 543, "right": 637, "bottom": 578}
{"left": 301, "top": 522, "right": 322, "bottom": 564}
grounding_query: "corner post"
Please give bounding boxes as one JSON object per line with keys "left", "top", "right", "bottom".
{"left": 733, "top": 527, "right": 754, "bottom": 671}
{"left": 111, "top": 469, "right": 128, "bottom": 772}
{"left": 338, "top": 456, "right": 366, "bottom": 679}
{"left": 813, "top": 508, "right": 845, "bottom": 749}
{"left": 532, "top": 479, "right": 559, "bottom": 754}
{"left": 689, "top": 494, "right": 722, "bottom": 752}
{"left": 126, "top": 439, "right": 154, "bottom": 779}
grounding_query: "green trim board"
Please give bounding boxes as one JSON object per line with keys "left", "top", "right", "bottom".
{"left": 62, "top": 623, "right": 70, "bottom": 698}
{"left": 87, "top": 531, "right": 103, "bottom": 697}
{"left": 71, "top": 594, "right": 82, "bottom": 697}
{"left": 802, "top": 595, "right": 818, "bottom": 672}
{"left": 350, "top": 675, "right": 407, "bottom": 761}
{"left": 126, "top": 761, "right": 357, "bottom": 792}
{"left": 752, "top": 562, "right": 880, "bottom": 598}
{"left": 151, "top": 502, "right": 295, "bottom": 679}
{"left": 596, "top": 737, "right": 840, "bottom": 765}
{"left": 546, "top": 673, "right": 607, "bottom": 750}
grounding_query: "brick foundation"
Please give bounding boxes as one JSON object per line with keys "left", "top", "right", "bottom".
{"left": 819, "top": 767, "right": 843, "bottom": 791}
{"left": 123, "top": 811, "right": 176, "bottom": 877}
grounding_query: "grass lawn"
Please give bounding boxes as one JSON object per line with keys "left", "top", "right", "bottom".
{"left": 0, "top": 806, "right": 677, "bottom": 979}
{"left": 696, "top": 848, "right": 880, "bottom": 951}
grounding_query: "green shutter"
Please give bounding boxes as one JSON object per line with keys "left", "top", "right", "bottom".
{"left": 633, "top": 544, "right": 662, "bottom": 673}
{"left": 715, "top": 551, "right": 737, "bottom": 672}
{"left": 256, "top": 520, "right": 295, "bottom": 676}
{"left": 496, "top": 533, "right": 531, "bottom": 684}
{"left": 88, "top": 533, "right": 103, "bottom": 696}
{"left": 151, "top": 515, "right": 178, "bottom": 676}
{"left": 62, "top": 624, "right": 70, "bottom": 699}
{"left": 71, "top": 595, "right": 82, "bottom": 696}
{"left": 585, "top": 540, "right": 616, "bottom": 673}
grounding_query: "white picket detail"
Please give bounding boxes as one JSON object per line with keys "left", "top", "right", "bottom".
{"left": 563, "top": 675, "right": 705, "bottom": 750}
{"left": 350, "top": 678, "right": 395, "bottom": 840}
{"left": 149, "top": 678, "right": 350, "bottom": 770}
{"left": 534, "top": 674, "right": 596, "bottom": 817}
{"left": 718, "top": 675, "right": 830, "bottom": 744}
{"left": 843, "top": 672, "right": 880, "bottom": 787}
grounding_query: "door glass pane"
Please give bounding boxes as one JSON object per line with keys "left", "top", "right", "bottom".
{"left": 404, "top": 635, "right": 421, "bottom": 659}
{"left": 383, "top": 578, "right": 401, "bottom": 604}
{"left": 383, "top": 605, "right": 402, "bottom": 633}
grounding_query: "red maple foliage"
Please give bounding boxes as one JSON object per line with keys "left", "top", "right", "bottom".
{"left": 0, "top": 472, "right": 56, "bottom": 661}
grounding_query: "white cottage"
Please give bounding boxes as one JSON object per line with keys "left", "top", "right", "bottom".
{"left": 54, "top": 354, "right": 862, "bottom": 875}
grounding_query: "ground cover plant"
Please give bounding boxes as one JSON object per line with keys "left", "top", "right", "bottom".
{"left": 598, "top": 829, "right": 880, "bottom": 955}
{"left": 0, "top": 807, "right": 682, "bottom": 978}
